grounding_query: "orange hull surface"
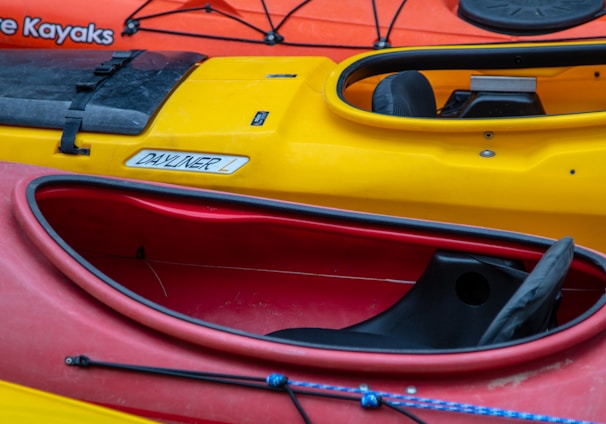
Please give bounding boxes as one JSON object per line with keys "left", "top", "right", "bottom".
{"left": 2, "top": 0, "right": 606, "bottom": 60}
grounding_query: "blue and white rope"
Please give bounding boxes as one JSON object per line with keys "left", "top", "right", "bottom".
{"left": 267, "top": 373, "right": 598, "bottom": 424}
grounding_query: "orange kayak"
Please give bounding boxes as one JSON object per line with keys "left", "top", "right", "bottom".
{"left": 2, "top": 0, "right": 606, "bottom": 60}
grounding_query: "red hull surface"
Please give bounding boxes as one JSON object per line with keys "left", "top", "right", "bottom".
{"left": 2, "top": 0, "right": 606, "bottom": 61}
{"left": 1, "top": 161, "right": 606, "bottom": 423}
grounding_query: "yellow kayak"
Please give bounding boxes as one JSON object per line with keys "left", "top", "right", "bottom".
{"left": 1, "top": 40, "right": 606, "bottom": 251}
{"left": 0, "top": 380, "right": 156, "bottom": 423}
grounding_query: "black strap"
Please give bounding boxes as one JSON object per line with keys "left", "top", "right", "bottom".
{"left": 59, "top": 50, "right": 144, "bottom": 155}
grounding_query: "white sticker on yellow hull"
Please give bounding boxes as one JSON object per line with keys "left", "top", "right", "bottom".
{"left": 126, "top": 150, "right": 249, "bottom": 174}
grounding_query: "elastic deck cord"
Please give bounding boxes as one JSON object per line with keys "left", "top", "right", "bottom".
{"left": 65, "top": 355, "right": 597, "bottom": 424}
{"left": 123, "top": 0, "right": 408, "bottom": 50}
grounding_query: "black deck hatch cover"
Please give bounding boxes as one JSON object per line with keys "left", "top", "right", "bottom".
{"left": 0, "top": 49, "right": 205, "bottom": 143}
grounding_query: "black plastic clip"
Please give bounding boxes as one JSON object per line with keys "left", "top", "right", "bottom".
{"left": 94, "top": 51, "right": 135, "bottom": 76}
{"left": 264, "top": 31, "right": 284, "bottom": 46}
{"left": 122, "top": 18, "right": 140, "bottom": 36}
{"left": 65, "top": 355, "right": 91, "bottom": 368}
{"left": 373, "top": 38, "right": 391, "bottom": 49}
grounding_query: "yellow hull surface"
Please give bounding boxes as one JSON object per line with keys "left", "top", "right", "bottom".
{"left": 1, "top": 41, "right": 606, "bottom": 251}
{"left": 0, "top": 380, "right": 156, "bottom": 423}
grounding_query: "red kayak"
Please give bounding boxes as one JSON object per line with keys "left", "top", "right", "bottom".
{"left": 2, "top": 160, "right": 606, "bottom": 423}
{"left": 2, "top": 0, "right": 606, "bottom": 60}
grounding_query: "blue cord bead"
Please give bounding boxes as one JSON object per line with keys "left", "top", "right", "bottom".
{"left": 266, "top": 373, "right": 289, "bottom": 388}
{"left": 361, "top": 392, "right": 381, "bottom": 409}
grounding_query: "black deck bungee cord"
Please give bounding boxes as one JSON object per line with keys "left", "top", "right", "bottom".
{"left": 125, "top": 5, "right": 269, "bottom": 36}
{"left": 65, "top": 355, "right": 597, "bottom": 424}
{"left": 65, "top": 355, "right": 425, "bottom": 423}
{"left": 123, "top": 0, "right": 408, "bottom": 49}
{"left": 383, "top": 0, "right": 408, "bottom": 46}
{"left": 273, "top": 0, "right": 313, "bottom": 33}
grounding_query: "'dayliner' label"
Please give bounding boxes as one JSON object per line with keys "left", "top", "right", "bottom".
{"left": 126, "top": 150, "right": 249, "bottom": 174}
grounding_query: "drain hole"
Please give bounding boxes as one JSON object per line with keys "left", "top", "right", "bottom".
{"left": 456, "top": 272, "right": 490, "bottom": 306}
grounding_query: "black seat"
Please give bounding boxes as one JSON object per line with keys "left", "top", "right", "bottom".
{"left": 268, "top": 237, "right": 573, "bottom": 350}
{"left": 371, "top": 71, "right": 437, "bottom": 118}
{"left": 478, "top": 236, "right": 574, "bottom": 345}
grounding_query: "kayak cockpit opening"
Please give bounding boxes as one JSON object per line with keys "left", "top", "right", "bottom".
{"left": 330, "top": 42, "right": 606, "bottom": 123}
{"left": 26, "top": 176, "right": 606, "bottom": 355}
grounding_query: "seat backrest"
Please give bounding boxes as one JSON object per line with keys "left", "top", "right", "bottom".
{"left": 371, "top": 70, "right": 437, "bottom": 118}
{"left": 478, "top": 236, "right": 574, "bottom": 346}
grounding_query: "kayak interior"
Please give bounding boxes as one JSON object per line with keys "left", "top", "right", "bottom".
{"left": 28, "top": 176, "right": 606, "bottom": 352}
{"left": 341, "top": 43, "right": 606, "bottom": 118}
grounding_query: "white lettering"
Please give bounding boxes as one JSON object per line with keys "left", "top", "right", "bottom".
{"left": 70, "top": 26, "right": 86, "bottom": 43}
{"left": 87, "top": 23, "right": 103, "bottom": 44}
{"left": 101, "top": 29, "right": 114, "bottom": 45}
{"left": 38, "top": 22, "right": 56, "bottom": 39}
{"left": 55, "top": 24, "right": 73, "bottom": 45}
{"left": 23, "top": 17, "right": 40, "bottom": 37}
{"left": 20, "top": 16, "right": 114, "bottom": 46}
{"left": 0, "top": 18, "right": 18, "bottom": 36}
